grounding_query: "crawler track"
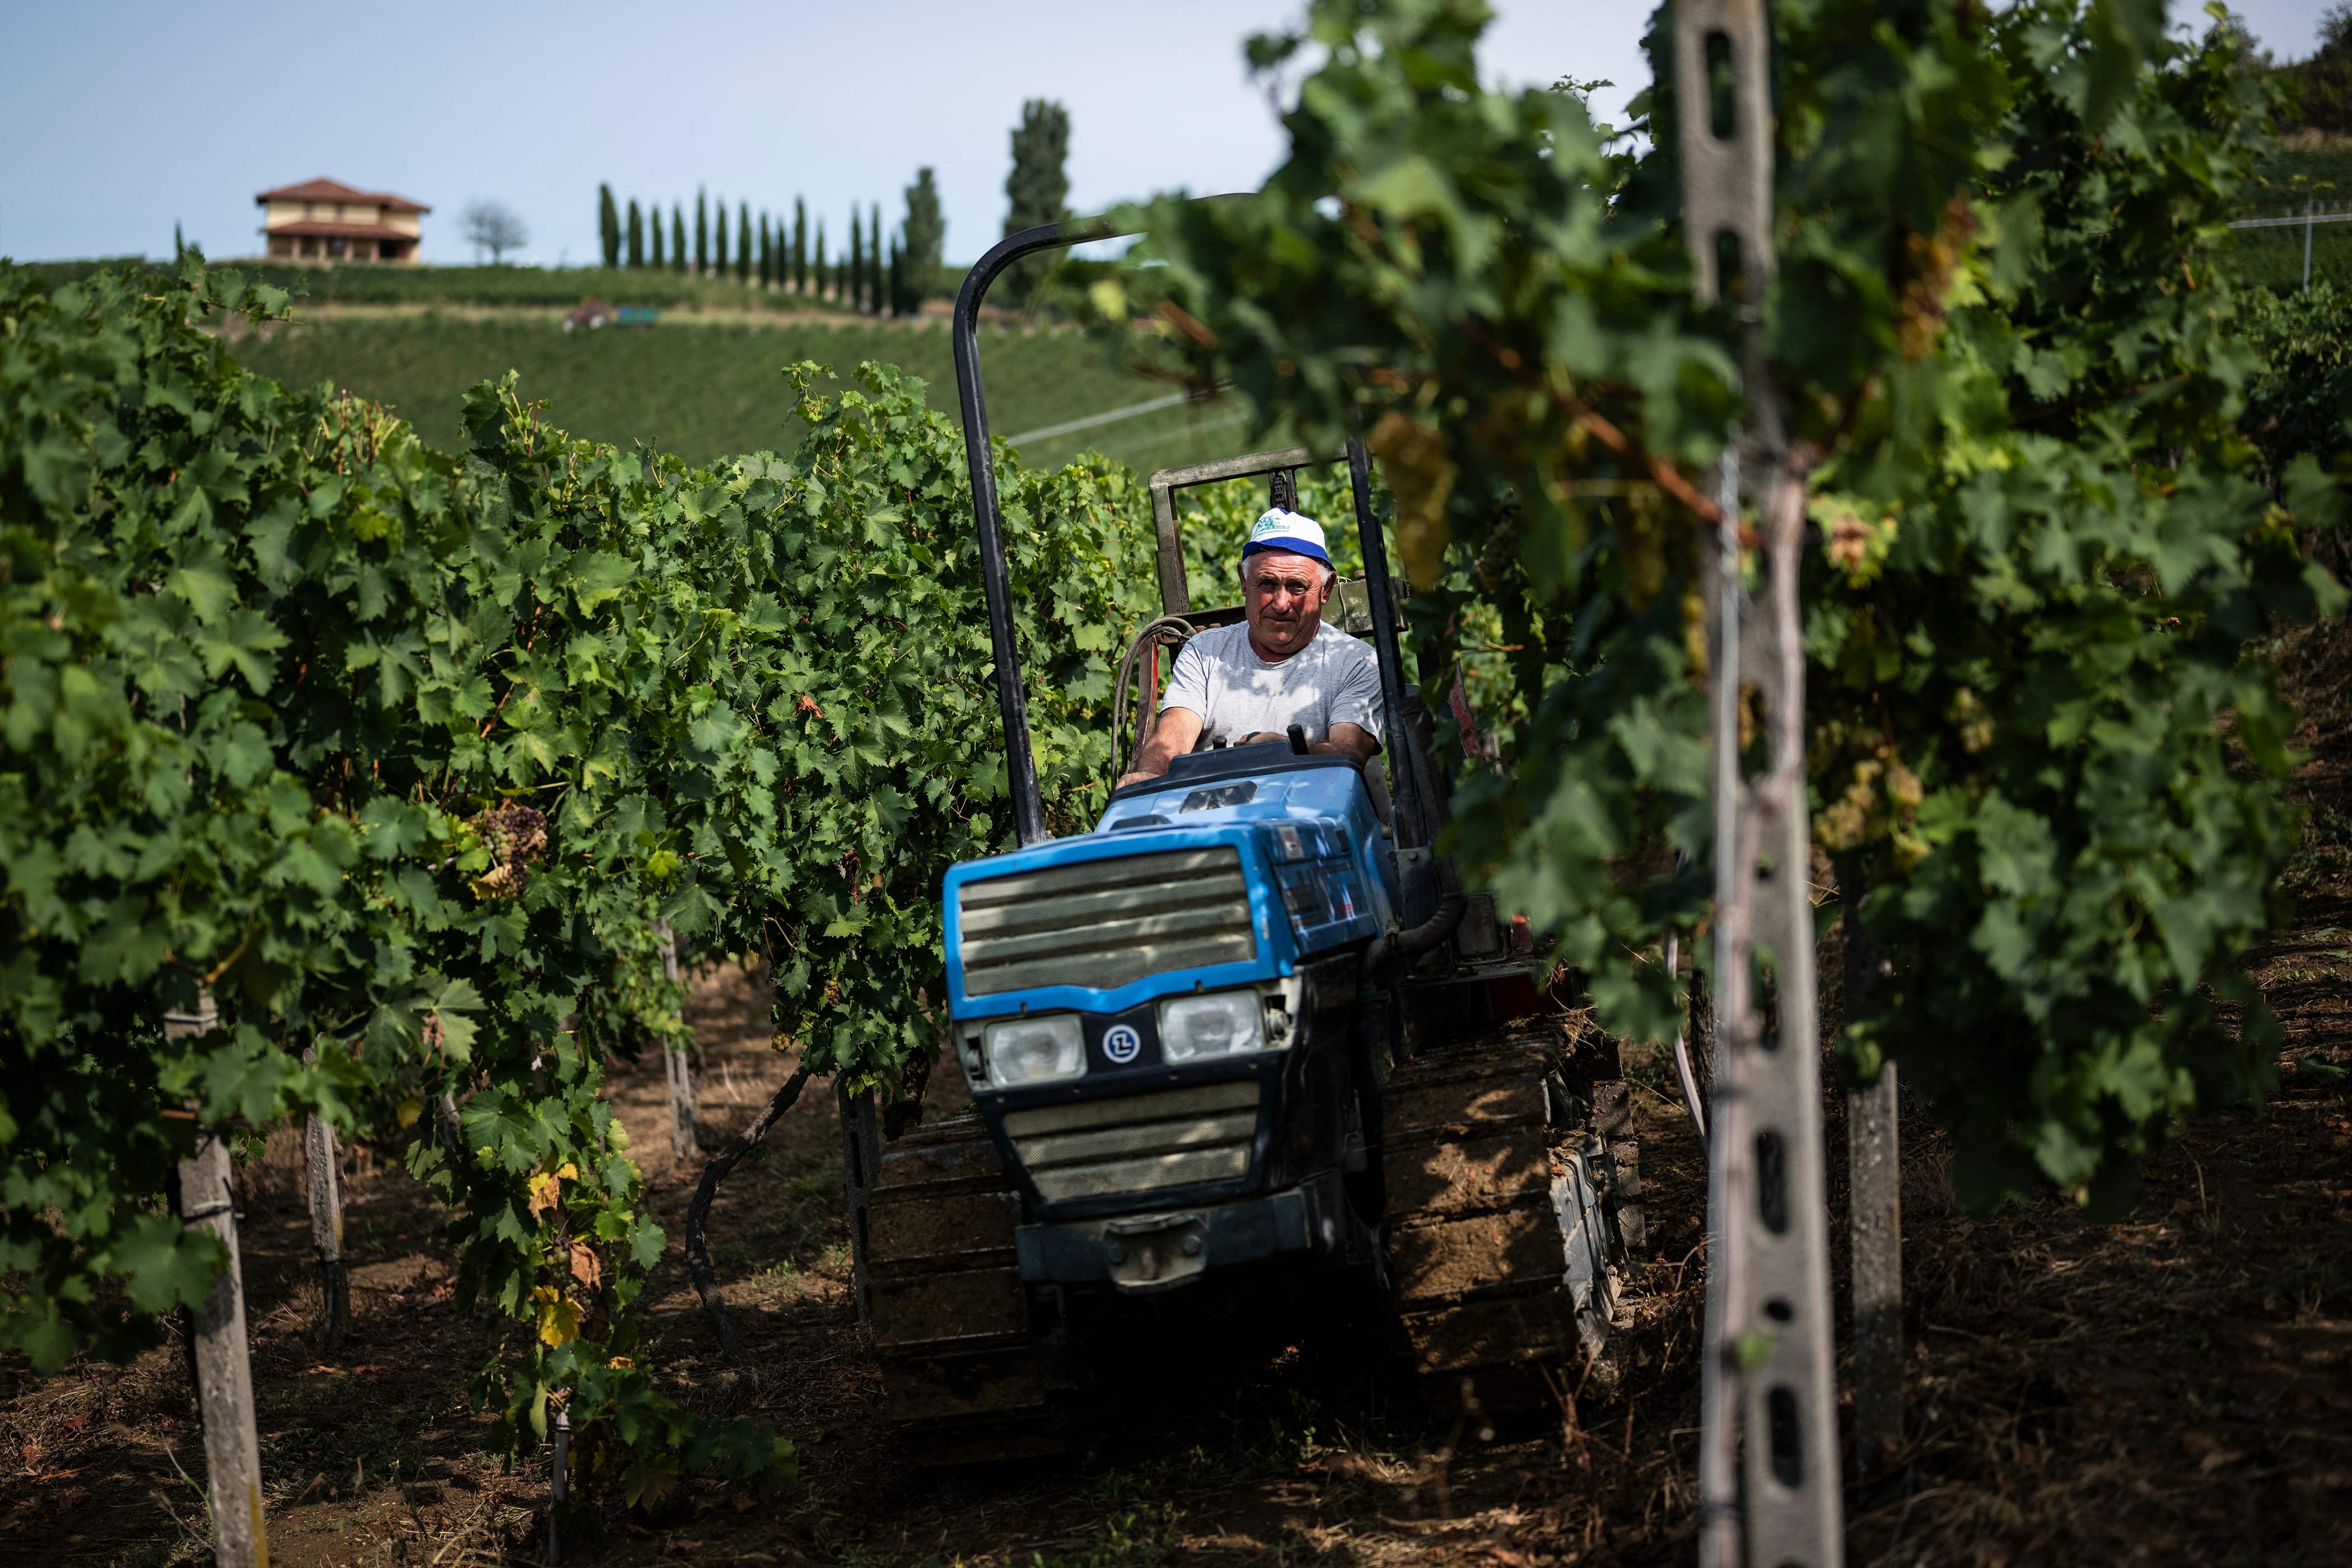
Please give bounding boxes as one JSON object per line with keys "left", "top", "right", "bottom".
{"left": 1380, "top": 1030, "right": 1630, "bottom": 1419}
{"left": 863, "top": 1110, "right": 1064, "bottom": 1465}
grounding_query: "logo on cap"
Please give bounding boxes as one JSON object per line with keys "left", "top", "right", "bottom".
{"left": 1243, "top": 508, "right": 1332, "bottom": 567}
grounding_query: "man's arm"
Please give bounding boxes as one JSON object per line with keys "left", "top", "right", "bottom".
{"left": 1119, "top": 706, "right": 1205, "bottom": 788}
{"left": 1318, "top": 721, "right": 1378, "bottom": 764}
{"left": 1229, "top": 722, "right": 1376, "bottom": 762}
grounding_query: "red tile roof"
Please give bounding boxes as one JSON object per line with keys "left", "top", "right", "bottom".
{"left": 255, "top": 177, "right": 429, "bottom": 214}
{"left": 263, "top": 221, "right": 418, "bottom": 241}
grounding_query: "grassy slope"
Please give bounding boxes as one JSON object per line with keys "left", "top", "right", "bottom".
{"left": 225, "top": 311, "right": 1252, "bottom": 474}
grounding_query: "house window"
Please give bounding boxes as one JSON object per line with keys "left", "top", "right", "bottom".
{"left": 328, "top": 236, "right": 348, "bottom": 259}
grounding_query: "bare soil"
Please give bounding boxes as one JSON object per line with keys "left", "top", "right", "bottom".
{"left": 6, "top": 610, "right": 2350, "bottom": 1567}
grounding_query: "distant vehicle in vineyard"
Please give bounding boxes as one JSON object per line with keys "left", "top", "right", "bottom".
{"left": 839, "top": 215, "right": 1644, "bottom": 1463}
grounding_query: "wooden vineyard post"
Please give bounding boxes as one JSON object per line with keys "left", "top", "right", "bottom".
{"left": 165, "top": 992, "right": 269, "bottom": 1568}
{"left": 301, "top": 1046, "right": 347, "bottom": 1348}
{"left": 548, "top": 1402, "right": 571, "bottom": 1566}
{"left": 1844, "top": 911, "right": 1902, "bottom": 1478}
{"left": 1678, "top": 3, "right": 1845, "bottom": 1565}
{"left": 837, "top": 1081, "right": 881, "bottom": 1323}
{"left": 1847, "top": 1063, "right": 1901, "bottom": 1475}
{"left": 656, "top": 921, "right": 699, "bottom": 1163}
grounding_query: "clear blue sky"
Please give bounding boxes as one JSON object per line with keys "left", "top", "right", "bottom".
{"left": 0, "top": 1, "right": 2335, "bottom": 267}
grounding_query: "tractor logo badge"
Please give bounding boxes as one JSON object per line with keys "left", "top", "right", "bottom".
{"left": 1103, "top": 1024, "right": 1142, "bottom": 1064}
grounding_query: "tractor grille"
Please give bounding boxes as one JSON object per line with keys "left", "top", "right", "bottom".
{"left": 1002, "top": 1081, "right": 1261, "bottom": 1202}
{"left": 957, "top": 847, "right": 1256, "bottom": 997}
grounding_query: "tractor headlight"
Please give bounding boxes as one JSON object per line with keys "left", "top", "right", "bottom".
{"left": 1159, "top": 990, "right": 1270, "bottom": 1062}
{"left": 982, "top": 1013, "right": 1085, "bottom": 1089}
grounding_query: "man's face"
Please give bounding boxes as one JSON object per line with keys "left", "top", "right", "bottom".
{"left": 1240, "top": 550, "right": 1331, "bottom": 659}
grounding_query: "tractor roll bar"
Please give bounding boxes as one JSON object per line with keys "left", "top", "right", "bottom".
{"left": 952, "top": 217, "right": 1121, "bottom": 848}
{"left": 950, "top": 211, "right": 1430, "bottom": 850}
{"left": 1346, "top": 438, "right": 1436, "bottom": 851}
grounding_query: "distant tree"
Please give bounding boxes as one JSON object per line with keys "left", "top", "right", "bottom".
{"left": 173, "top": 221, "right": 185, "bottom": 264}
{"left": 758, "top": 212, "right": 773, "bottom": 288}
{"left": 670, "top": 204, "right": 684, "bottom": 273}
{"left": 1001, "top": 99, "right": 1071, "bottom": 306}
{"left": 651, "top": 204, "right": 665, "bottom": 268}
{"left": 461, "top": 199, "right": 530, "bottom": 264}
{"left": 869, "top": 204, "right": 884, "bottom": 314}
{"left": 2276, "top": 4, "right": 2352, "bottom": 133}
{"left": 815, "top": 221, "right": 827, "bottom": 301}
{"left": 888, "top": 234, "right": 906, "bottom": 318}
{"left": 714, "top": 200, "right": 728, "bottom": 281}
{"left": 794, "top": 199, "right": 808, "bottom": 292}
{"left": 695, "top": 188, "right": 709, "bottom": 276}
{"left": 598, "top": 184, "right": 621, "bottom": 268}
{"left": 850, "top": 216, "right": 864, "bottom": 311}
{"left": 738, "top": 200, "right": 753, "bottom": 283}
{"left": 627, "top": 198, "right": 645, "bottom": 268}
{"left": 902, "top": 167, "right": 946, "bottom": 305}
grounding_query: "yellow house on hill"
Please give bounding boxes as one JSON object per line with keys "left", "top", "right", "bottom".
{"left": 256, "top": 178, "right": 428, "bottom": 263}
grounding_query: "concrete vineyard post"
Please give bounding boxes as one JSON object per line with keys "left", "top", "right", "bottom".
{"left": 165, "top": 992, "right": 269, "bottom": 1568}
{"left": 1678, "top": 2, "right": 1845, "bottom": 1564}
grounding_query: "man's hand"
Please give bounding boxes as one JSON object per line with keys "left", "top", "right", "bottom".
{"left": 1121, "top": 707, "right": 1206, "bottom": 788}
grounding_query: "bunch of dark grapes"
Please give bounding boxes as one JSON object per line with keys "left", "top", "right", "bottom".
{"left": 471, "top": 803, "right": 549, "bottom": 900}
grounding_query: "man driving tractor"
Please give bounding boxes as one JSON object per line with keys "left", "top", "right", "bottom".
{"left": 1116, "top": 508, "right": 1385, "bottom": 788}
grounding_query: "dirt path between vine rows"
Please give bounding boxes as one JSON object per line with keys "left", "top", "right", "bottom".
{"left": 6, "top": 610, "right": 2350, "bottom": 1566}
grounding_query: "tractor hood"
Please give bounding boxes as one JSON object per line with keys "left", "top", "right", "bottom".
{"left": 941, "top": 760, "right": 1397, "bottom": 1022}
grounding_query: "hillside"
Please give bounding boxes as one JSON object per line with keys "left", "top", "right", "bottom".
{"left": 2233, "top": 136, "right": 2352, "bottom": 291}
{"left": 221, "top": 306, "right": 1246, "bottom": 473}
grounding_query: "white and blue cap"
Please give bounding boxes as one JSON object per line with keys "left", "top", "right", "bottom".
{"left": 1242, "top": 508, "right": 1332, "bottom": 569}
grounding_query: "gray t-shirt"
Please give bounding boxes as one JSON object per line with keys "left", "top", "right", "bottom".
{"left": 1160, "top": 621, "right": 1384, "bottom": 749}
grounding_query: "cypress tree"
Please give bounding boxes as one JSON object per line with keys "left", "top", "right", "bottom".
{"left": 1002, "top": 99, "right": 1073, "bottom": 307}
{"left": 738, "top": 200, "right": 752, "bottom": 283}
{"left": 816, "top": 222, "right": 827, "bottom": 302}
{"left": 673, "top": 205, "right": 687, "bottom": 274}
{"left": 713, "top": 199, "right": 727, "bottom": 281}
{"left": 794, "top": 199, "right": 808, "bottom": 293}
{"left": 627, "top": 198, "right": 645, "bottom": 268}
{"left": 870, "top": 204, "right": 884, "bottom": 315}
{"left": 598, "top": 183, "right": 622, "bottom": 269}
{"left": 695, "top": 188, "right": 709, "bottom": 276}
{"left": 888, "top": 235, "right": 904, "bottom": 319}
{"left": 902, "top": 167, "right": 946, "bottom": 308}
{"left": 849, "top": 218, "right": 863, "bottom": 311}
{"left": 651, "top": 206, "right": 665, "bottom": 269}
{"left": 758, "top": 213, "right": 772, "bottom": 289}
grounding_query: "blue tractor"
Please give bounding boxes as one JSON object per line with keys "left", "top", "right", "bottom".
{"left": 842, "top": 220, "right": 1642, "bottom": 1463}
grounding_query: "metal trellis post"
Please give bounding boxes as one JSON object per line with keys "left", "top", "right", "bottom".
{"left": 1676, "top": 3, "right": 1846, "bottom": 1565}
